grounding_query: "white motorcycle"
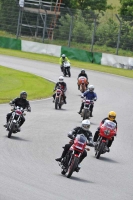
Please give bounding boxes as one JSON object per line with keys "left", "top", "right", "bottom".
{"left": 62, "top": 61, "right": 71, "bottom": 77}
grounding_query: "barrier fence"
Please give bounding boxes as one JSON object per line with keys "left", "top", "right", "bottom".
{"left": 0, "top": 0, "right": 133, "bottom": 55}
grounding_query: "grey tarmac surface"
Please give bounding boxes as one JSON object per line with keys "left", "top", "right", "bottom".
{"left": 0, "top": 55, "right": 133, "bottom": 200}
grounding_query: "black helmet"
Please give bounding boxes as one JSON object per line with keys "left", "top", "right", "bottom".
{"left": 81, "top": 69, "right": 85, "bottom": 74}
{"left": 20, "top": 91, "right": 27, "bottom": 99}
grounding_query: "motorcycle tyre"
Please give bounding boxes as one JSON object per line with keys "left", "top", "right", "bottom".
{"left": 55, "top": 98, "right": 59, "bottom": 110}
{"left": 95, "top": 142, "right": 105, "bottom": 159}
{"left": 83, "top": 109, "right": 88, "bottom": 120}
{"left": 68, "top": 69, "right": 71, "bottom": 77}
{"left": 8, "top": 122, "right": 15, "bottom": 138}
{"left": 66, "top": 156, "right": 79, "bottom": 178}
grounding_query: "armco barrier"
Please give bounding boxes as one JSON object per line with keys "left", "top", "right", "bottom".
{"left": 1, "top": 36, "right": 132, "bottom": 69}
{"left": 93, "top": 52, "right": 102, "bottom": 64}
{"left": 0, "top": 37, "right": 21, "bottom": 50}
{"left": 61, "top": 46, "right": 93, "bottom": 63}
{"left": 21, "top": 40, "right": 61, "bottom": 57}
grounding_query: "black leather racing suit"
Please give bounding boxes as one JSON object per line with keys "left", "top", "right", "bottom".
{"left": 6, "top": 97, "right": 31, "bottom": 127}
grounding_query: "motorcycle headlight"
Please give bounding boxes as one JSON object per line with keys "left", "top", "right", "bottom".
{"left": 104, "top": 129, "right": 110, "bottom": 135}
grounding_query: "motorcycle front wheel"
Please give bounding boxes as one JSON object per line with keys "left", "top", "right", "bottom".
{"left": 95, "top": 142, "right": 105, "bottom": 159}
{"left": 66, "top": 156, "right": 79, "bottom": 178}
{"left": 8, "top": 122, "right": 15, "bottom": 138}
{"left": 55, "top": 98, "right": 59, "bottom": 109}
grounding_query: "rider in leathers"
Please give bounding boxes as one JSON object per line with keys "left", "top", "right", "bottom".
{"left": 53, "top": 76, "right": 67, "bottom": 104}
{"left": 78, "top": 85, "right": 97, "bottom": 116}
{"left": 55, "top": 120, "right": 94, "bottom": 166}
{"left": 93, "top": 111, "right": 117, "bottom": 152}
{"left": 4, "top": 91, "right": 31, "bottom": 130}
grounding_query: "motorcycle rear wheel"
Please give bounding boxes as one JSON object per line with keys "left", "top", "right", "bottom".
{"left": 8, "top": 122, "right": 15, "bottom": 138}
{"left": 83, "top": 109, "right": 88, "bottom": 120}
{"left": 66, "top": 156, "right": 79, "bottom": 178}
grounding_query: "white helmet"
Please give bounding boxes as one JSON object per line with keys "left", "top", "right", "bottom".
{"left": 89, "top": 85, "right": 94, "bottom": 92}
{"left": 59, "top": 76, "right": 64, "bottom": 82}
{"left": 81, "top": 119, "right": 90, "bottom": 131}
{"left": 62, "top": 54, "right": 66, "bottom": 58}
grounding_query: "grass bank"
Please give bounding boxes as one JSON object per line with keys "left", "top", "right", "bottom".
{"left": 0, "top": 65, "right": 54, "bottom": 104}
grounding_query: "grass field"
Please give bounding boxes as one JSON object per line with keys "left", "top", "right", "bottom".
{"left": 0, "top": 65, "right": 55, "bottom": 104}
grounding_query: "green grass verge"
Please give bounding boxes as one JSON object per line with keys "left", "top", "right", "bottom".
{"left": 0, "top": 65, "right": 54, "bottom": 104}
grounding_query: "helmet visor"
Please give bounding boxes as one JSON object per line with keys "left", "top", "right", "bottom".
{"left": 83, "top": 124, "right": 90, "bottom": 129}
{"left": 109, "top": 115, "right": 115, "bottom": 120}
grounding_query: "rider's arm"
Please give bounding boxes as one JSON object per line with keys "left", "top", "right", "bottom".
{"left": 26, "top": 101, "right": 31, "bottom": 112}
{"left": 87, "top": 131, "right": 93, "bottom": 144}
{"left": 59, "top": 57, "right": 62, "bottom": 65}
{"left": 68, "top": 127, "right": 79, "bottom": 139}
{"left": 93, "top": 93, "right": 97, "bottom": 101}
{"left": 9, "top": 97, "right": 18, "bottom": 105}
{"left": 66, "top": 57, "right": 70, "bottom": 62}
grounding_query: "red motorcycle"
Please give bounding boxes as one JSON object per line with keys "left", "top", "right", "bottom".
{"left": 59, "top": 134, "right": 90, "bottom": 178}
{"left": 78, "top": 76, "right": 88, "bottom": 93}
{"left": 95, "top": 120, "right": 117, "bottom": 159}
{"left": 54, "top": 88, "right": 64, "bottom": 109}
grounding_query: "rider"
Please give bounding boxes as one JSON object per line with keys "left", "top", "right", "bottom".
{"left": 78, "top": 85, "right": 97, "bottom": 117}
{"left": 4, "top": 91, "right": 31, "bottom": 131}
{"left": 77, "top": 69, "right": 89, "bottom": 90}
{"left": 59, "top": 54, "right": 70, "bottom": 72}
{"left": 55, "top": 119, "right": 94, "bottom": 170}
{"left": 93, "top": 111, "right": 117, "bottom": 152}
{"left": 53, "top": 76, "right": 67, "bottom": 104}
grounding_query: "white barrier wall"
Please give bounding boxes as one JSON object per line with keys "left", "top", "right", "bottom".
{"left": 101, "top": 53, "right": 133, "bottom": 69}
{"left": 21, "top": 40, "right": 61, "bottom": 57}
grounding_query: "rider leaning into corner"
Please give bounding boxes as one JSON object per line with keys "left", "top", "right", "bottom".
{"left": 52, "top": 76, "right": 67, "bottom": 104}
{"left": 78, "top": 85, "right": 97, "bottom": 117}
{"left": 77, "top": 69, "right": 89, "bottom": 90}
{"left": 55, "top": 119, "right": 94, "bottom": 171}
{"left": 59, "top": 54, "right": 70, "bottom": 73}
{"left": 93, "top": 111, "right": 117, "bottom": 152}
{"left": 4, "top": 91, "right": 31, "bottom": 131}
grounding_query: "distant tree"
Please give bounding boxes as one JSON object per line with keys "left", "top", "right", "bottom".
{"left": 52, "top": 0, "right": 108, "bottom": 12}
{"left": 119, "top": 0, "right": 133, "bottom": 17}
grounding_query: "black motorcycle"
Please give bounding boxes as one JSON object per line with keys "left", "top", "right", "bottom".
{"left": 6, "top": 106, "right": 27, "bottom": 138}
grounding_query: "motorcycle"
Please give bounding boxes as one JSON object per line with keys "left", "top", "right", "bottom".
{"left": 80, "top": 99, "right": 94, "bottom": 120}
{"left": 54, "top": 88, "right": 64, "bottom": 109}
{"left": 78, "top": 76, "right": 88, "bottom": 93}
{"left": 58, "top": 134, "right": 90, "bottom": 178}
{"left": 6, "top": 106, "right": 27, "bottom": 138}
{"left": 62, "top": 61, "right": 71, "bottom": 77}
{"left": 95, "top": 120, "right": 117, "bottom": 159}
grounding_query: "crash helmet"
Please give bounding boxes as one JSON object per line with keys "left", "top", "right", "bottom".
{"left": 59, "top": 76, "right": 64, "bottom": 83}
{"left": 81, "top": 69, "right": 85, "bottom": 74}
{"left": 62, "top": 54, "right": 66, "bottom": 59}
{"left": 88, "top": 85, "right": 94, "bottom": 92}
{"left": 81, "top": 119, "right": 90, "bottom": 131}
{"left": 20, "top": 91, "right": 27, "bottom": 99}
{"left": 108, "top": 111, "right": 116, "bottom": 121}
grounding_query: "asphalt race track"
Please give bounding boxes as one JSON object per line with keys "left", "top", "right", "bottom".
{"left": 0, "top": 55, "right": 133, "bottom": 200}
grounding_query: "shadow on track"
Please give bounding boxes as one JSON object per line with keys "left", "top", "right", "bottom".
{"left": 5, "top": 135, "right": 30, "bottom": 142}
{"left": 92, "top": 155, "right": 119, "bottom": 164}
{"left": 57, "top": 174, "right": 94, "bottom": 183}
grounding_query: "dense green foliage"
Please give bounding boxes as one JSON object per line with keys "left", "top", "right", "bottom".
{"left": 119, "top": 0, "right": 133, "bottom": 17}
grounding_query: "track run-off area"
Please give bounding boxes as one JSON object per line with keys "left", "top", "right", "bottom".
{"left": 0, "top": 55, "right": 133, "bottom": 200}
